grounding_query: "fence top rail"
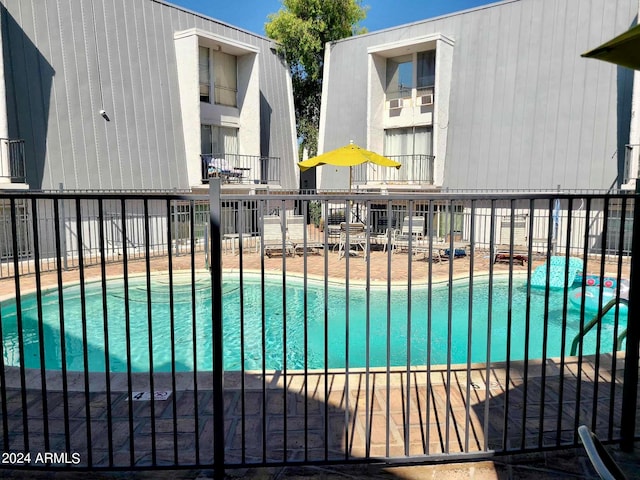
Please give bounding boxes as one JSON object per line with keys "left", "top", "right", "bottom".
{"left": 219, "top": 191, "right": 638, "bottom": 202}
{"left": 0, "top": 191, "right": 206, "bottom": 201}
{"left": 0, "top": 189, "right": 635, "bottom": 203}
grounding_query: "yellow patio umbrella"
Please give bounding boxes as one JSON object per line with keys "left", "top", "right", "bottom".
{"left": 581, "top": 23, "right": 640, "bottom": 70}
{"left": 298, "top": 142, "right": 401, "bottom": 190}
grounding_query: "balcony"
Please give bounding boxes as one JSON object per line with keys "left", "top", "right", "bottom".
{"left": 201, "top": 153, "right": 280, "bottom": 185}
{"left": 0, "top": 138, "right": 25, "bottom": 183}
{"left": 352, "top": 153, "right": 434, "bottom": 185}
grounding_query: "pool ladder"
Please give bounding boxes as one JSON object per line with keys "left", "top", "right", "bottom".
{"left": 569, "top": 298, "right": 629, "bottom": 356}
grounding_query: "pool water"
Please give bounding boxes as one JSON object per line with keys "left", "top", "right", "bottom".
{"left": 0, "top": 274, "right": 627, "bottom": 373}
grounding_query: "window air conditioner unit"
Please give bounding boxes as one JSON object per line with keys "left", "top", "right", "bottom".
{"left": 389, "top": 98, "right": 403, "bottom": 109}
{"left": 418, "top": 93, "right": 433, "bottom": 106}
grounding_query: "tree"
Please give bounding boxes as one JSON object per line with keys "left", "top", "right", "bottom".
{"left": 266, "top": 0, "right": 367, "bottom": 158}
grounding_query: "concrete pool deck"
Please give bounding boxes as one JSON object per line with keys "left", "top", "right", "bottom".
{"left": 0, "top": 246, "right": 631, "bottom": 297}
{"left": 0, "top": 358, "right": 639, "bottom": 478}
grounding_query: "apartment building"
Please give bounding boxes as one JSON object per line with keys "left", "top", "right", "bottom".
{"left": 0, "top": 0, "right": 298, "bottom": 191}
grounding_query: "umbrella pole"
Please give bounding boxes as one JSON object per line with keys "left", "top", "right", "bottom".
{"left": 349, "top": 167, "right": 353, "bottom": 223}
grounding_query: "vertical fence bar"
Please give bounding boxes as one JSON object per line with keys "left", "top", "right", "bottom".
{"left": 280, "top": 201, "right": 289, "bottom": 462}
{"left": 143, "top": 199, "right": 157, "bottom": 465}
{"left": 501, "top": 202, "right": 515, "bottom": 450}
{"left": 302, "top": 200, "right": 309, "bottom": 463}
{"left": 59, "top": 184, "right": 68, "bottom": 270}
{"left": 259, "top": 199, "right": 268, "bottom": 463}
{"left": 365, "top": 199, "right": 374, "bottom": 458}
{"left": 591, "top": 198, "right": 609, "bottom": 432}
{"left": 536, "top": 198, "right": 554, "bottom": 449}
{"left": 405, "top": 201, "right": 414, "bottom": 456}
{"left": 0, "top": 257, "right": 7, "bottom": 449}
{"left": 556, "top": 198, "right": 573, "bottom": 446}
{"left": 573, "top": 197, "right": 591, "bottom": 443}
{"left": 609, "top": 197, "right": 627, "bottom": 441}
{"left": 385, "top": 200, "right": 393, "bottom": 458}
{"left": 75, "top": 198, "right": 93, "bottom": 466}
{"left": 97, "top": 198, "right": 114, "bottom": 466}
{"left": 323, "top": 198, "right": 330, "bottom": 462}
{"left": 53, "top": 198, "right": 71, "bottom": 453}
{"left": 483, "top": 199, "right": 496, "bottom": 452}
{"left": 519, "top": 199, "right": 535, "bottom": 449}
{"left": 120, "top": 198, "right": 135, "bottom": 466}
{"left": 166, "top": 198, "right": 179, "bottom": 465}
{"left": 237, "top": 199, "right": 247, "bottom": 464}
{"left": 621, "top": 188, "right": 640, "bottom": 452}
{"left": 9, "top": 198, "right": 29, "bottom": 452}
{"left": 344, "top": 198, "right": 352, "bottom": 461}
{"left": 189, "top": 198, "right": 200, "bottom": 464}
{"left": 426, "top": 200, "right": 434, "bottom": 454}
{"left": 210, "top": 180, "right": 225, "bottom": 476}
{"left": 30, "top": 198, "right": 50, "bottom": 453}
{"left": 280, "top": 200, "right": 289, "bottom": 463}
{"left": 464, "top": 200, "right": 475, "bottom": 453}
{"left": 445, "top": 200, "right": 453, "bottom": 454}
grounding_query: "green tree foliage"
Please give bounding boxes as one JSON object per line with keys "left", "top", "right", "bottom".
{"left": 266, "top": 0, "right": 367, "bottom": 158}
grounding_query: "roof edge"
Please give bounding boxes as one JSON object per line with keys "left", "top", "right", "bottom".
{"left": 153, "top": 0, "right": 275, "bottom": 43}
{"left": 331, "top": 0, "right": 520, "bottom": 45}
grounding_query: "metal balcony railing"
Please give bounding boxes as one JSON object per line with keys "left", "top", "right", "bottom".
{"left": 352, "top": 153, "right": 434, "bottom": 185}
{"left": 201, "top": 153, "right": 281, "bottom": 185}
{"left": 0, "top": 138, "right": 25, "bottom": 182}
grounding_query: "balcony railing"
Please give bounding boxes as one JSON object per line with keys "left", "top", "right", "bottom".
{"left": 0, "top": 138, "right": 25, "bottom": 182}
{"left": 352, "top": 153, "right": 434, "bottom": 185}
{"left": 201, "top": 153, "right": 280, "bottom": 185}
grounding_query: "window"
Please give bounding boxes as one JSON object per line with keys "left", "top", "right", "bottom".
{"left": 384, "top": 127, "right": 434, "bottom": 182}
{"left": 199, "top": 46, "right": 211, "bottom": 103}
{"left": 213, "top": 50, "right": 237, "bottom": 107}
{"left": 417, "top": 51, "right": 436, "bottom": 89}
{"left": 384, "top": 126, "right": 432, "bottom": 156}
{"left": 200, "top": 48, "right": 238, "bottom": 107}
{"left": 386, "top": 54, "right": 413, "bottom": 100}
{"left": 386, "top": 50, "right": 436, "bottom": 101}
{"left": 201, "top": 125, "right": 238, "bottom": 155}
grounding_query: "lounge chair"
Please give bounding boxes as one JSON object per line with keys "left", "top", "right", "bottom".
{"left": 578, "top": 425, "right": 628, "bottom": 480}
{"left": 260, "top": 215, "right": 294, "bottom": 258}
{"left": 287, "top": 215, "right": 323, "bottom": 255}
{"left": 389, "top": 216, "right": 425, "bottom": 253}
{"left": 493, "top": 244, "right": 529, "bottom": 265}
{"left": 337, "top": 222, "right": 367, "bottom": 260}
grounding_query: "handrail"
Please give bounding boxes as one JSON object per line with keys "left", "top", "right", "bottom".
{"left": 570, "top": 297, "right": 629, "bottom": 356}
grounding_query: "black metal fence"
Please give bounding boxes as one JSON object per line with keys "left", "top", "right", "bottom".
{"left": 0, "top": 185, "right": 637, "bottom": 476}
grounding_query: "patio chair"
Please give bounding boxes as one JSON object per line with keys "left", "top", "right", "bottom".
{"left": 206, "top": 156, "right": 245, "bottom": 183}
{"left": 578, "top": 425, "right": 628, "bottom": 480}
{"left": 287, "top": 215, "right": 323, "bottom": 255}
{"left": 337, "top": 222, "right": 367, "bottom": 260}
{"left": 260, "top": 215, "right": 294, "bottom": 258}
{"left": 389, "top": 216, "right": 425, "bottom": 253}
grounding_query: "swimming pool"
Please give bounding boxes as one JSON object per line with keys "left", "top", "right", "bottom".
{"left": 0, "top": 273, "right": 627, "bottom": 373}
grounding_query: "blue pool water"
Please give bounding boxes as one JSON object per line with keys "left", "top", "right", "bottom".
{"left": 0, "top": 274, "right": 627, "bottom": 373}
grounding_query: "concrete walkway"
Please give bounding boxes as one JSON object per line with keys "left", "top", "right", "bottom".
{"left": 1, "top": 355, "right": 638, "bottom": 477}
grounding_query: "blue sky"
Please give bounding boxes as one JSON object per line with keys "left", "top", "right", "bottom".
{"left": 169, "top": 0, "right": 498, "bottom": 36}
